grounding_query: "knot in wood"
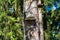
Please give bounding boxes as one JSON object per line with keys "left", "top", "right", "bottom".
{"left": 37, "top": 4, "right": 43, "bottom": 8}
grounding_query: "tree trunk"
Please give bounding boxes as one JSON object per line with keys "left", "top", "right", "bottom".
{"left": 24, "top": 0, "right": 39, "bottom": 40}
{"left": 38, "top": 8, "right": 44, "bottom": 40}
{"left": 37, "top": 0, "right": 44, "bottom": 40}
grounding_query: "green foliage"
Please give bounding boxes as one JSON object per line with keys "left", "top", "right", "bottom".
{"left": 43, "top": 0, "right": 60, "bottom": 40}
{"left": 0, "top": 0, "right": 23, "bottom": 40}
{"left": 45, "top": 30, "right": 52, "bottom": 40}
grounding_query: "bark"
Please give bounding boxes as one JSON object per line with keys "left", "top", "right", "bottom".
{"left": 37, "top": 0, "right": 44, "bottom": 40}
{"left": 38, "top": 8, "right": 44, "bottom": 40}
{"left": 24, "top": 0, "right": 39, "bottom": 40}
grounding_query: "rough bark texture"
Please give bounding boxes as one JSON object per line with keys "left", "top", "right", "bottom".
{"left": 24, "top": 0, "right": 39, "bottom": 40}
{"left": 24, "top": 0, "right": 44, "bottom": 40}
{"left": 38, "top": 8, "right": 44, "bottom": 40}
{"left": 37, "top": 0, "right": 44, "bottom": 40}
